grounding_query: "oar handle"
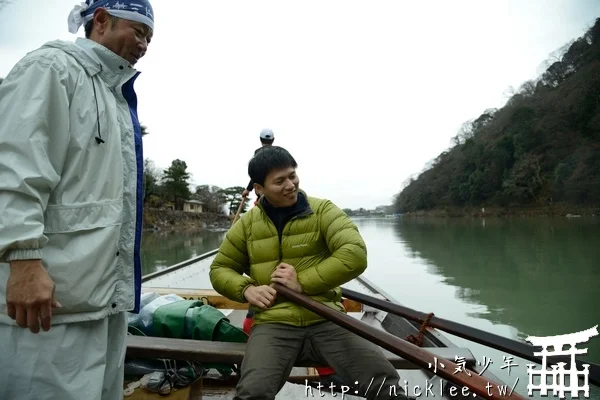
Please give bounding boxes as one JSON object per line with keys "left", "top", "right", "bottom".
{"left": 341, "top": 287, "right": 600, "bottom": 387}
{"left": 231, "top": 194, "right": 247, "bottom": 226}
{"left": 272, "top": 283, "right": 525, "bottom": 400}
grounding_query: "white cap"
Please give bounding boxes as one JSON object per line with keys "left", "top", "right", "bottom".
{"left": 260, "top": 128, "right": 274, "bottom": 140}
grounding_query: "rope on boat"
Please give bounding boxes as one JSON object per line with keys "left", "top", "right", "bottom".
{"left": 199, "top": 296, "right": 213, "bottom": 307}
{"left": 405, "top": 312, "right": 434, "bottom": 347}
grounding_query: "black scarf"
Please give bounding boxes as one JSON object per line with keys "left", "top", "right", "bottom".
{"left": 260, "top": 191, "right": 311, "bottom": 238}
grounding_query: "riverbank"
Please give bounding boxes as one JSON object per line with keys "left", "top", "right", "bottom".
{"left": 401, "top": 203, "right": 599, "bottom": 218}
{"left": 143, "top": 208, "right": 232, "bottom": 233}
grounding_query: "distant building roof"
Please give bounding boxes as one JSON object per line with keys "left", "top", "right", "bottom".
{"left": 184, "top": 199, "right": 205, "bottom": 205}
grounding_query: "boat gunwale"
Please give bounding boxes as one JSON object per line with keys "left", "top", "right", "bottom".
{"left": 142, "top": 249, "right": 219, "bottom": 283}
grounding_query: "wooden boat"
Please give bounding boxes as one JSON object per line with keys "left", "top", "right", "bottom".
{"left": 125, "top": 249, "right": 510, "bottom": 400}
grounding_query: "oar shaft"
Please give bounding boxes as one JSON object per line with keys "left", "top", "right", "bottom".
{"left": 231, "top": 194, "right": 247, "bottom": 226}
{"left": 341, "top": 287, "right": 600, "bottom": 387}
{"left": 273, "top": 283, "right": 525, "bottom": 400}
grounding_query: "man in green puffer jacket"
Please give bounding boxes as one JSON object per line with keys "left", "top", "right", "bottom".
{"left": 209, "top": 146, "right": 404, "bottom": 400}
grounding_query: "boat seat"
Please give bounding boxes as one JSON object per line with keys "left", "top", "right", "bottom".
{"left": 126, "top": 335, "right": 476, "bottom": 370}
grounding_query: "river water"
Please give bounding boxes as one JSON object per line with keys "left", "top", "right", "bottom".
{"left": 141, "top": 216, "right": 600, "bottom": 398}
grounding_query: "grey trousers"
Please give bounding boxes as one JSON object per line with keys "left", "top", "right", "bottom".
{"left": 234, "top": 321, "right": 407, "bottom": 400}
{"left": 0, "top": 312, "right": 128, "bottom": 400}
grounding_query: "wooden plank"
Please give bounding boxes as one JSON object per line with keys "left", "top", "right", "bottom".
{"left": 188, "top": 380, "right": 366, "bottom": 400}
{"left": 126, "top": 336, "right": 475, "bottom": 370}
{"left": 123, "top": 384, "right": 191, "bottom": 399}
{"left": 127, "top": 336, "right": 245, "bottom": 365}
{"left": 189, "top": 384, "right": 233, "bottom": 400}
{"left": 142, "top": 287, "right": 363, "bottom": 312}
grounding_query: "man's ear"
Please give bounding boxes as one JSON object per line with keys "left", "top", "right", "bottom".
{"left": 253, "top": 183, "right": 264, "bottom": 195}
{"left": 92, "top": 8, "right": 111, "bottom": 34}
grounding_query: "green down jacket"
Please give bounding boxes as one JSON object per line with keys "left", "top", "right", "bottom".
{"left": 209, "top": 192, "right": 367, "bottom": 327}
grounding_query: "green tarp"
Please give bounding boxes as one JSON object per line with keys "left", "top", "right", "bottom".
{"left": 152, "top": 300, "right": 248, "bottom": 343}
{"left": 128, "top": 299, "right": 248, "bottom": 377}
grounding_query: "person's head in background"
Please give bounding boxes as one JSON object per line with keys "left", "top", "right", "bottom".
{"left": 259, "top": 128, "right": 275, "bottom": 146}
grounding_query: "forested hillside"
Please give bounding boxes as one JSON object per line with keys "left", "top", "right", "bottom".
{"left": 394, "top": 19, "right": 600, "bottom": 214}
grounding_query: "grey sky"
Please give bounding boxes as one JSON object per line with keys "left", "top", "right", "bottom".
{"left": 1, "top": 0, "right": 598, "bottom": 210}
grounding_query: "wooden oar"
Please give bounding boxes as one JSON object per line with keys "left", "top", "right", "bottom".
{"left": 231, "top": 194, "right": 247, "bottom": 226}
{"left": 341, "top": 287, "right": 600, "bottom": 387}
{"left": 272, "top": 283, "right": 525, "bottom": 400}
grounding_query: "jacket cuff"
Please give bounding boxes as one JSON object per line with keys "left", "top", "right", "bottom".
{"left": 2, "top": 249, "right": 43, "bottom": 262}
{"left": 240, "top": 283, "right": 254, "bottom": 302}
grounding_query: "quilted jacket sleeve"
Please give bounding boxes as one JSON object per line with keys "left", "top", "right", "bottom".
{"left": 209, "top": 217, "right": 256, "bottom": 303}
{"left": 0, "top": 52, "right": 71, "bottom": 262}
{"left": 297, "top": 201, "right": 367, "bottom": 295}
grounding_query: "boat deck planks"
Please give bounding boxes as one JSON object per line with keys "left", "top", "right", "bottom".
{"left": 123, "top": 384, "right": 191, "bottom": 399}
{"left": 187, "top": 382, "right": 364, "bottom": 400}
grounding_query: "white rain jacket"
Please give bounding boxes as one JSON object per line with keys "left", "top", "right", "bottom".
{"left": 0, "top": 38, "right": 145, "bottom": 325}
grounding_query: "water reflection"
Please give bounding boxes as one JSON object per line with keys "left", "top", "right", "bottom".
{"left": 392, "top": 217, "right": 600, "bottom": 364}
{"left": 140, "top": 230, "right": 227, "bottom": 275}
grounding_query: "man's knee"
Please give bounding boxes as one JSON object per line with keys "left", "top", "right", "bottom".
{"left": 362, "top": 350, "right": 400, "bottom": 380}
{"left": 235, "top": 324, "right": 305, "bottom": 399}
{"left": 334, "top": 340, "right": 402, "bottom": 399}
{"left": 235, "top": 376, "right": 280, "bottom": 400}
{"left": 361, "top": 361, "right": 404, "bottom": 400}
{"left": 235, "top": 362, "right": 287, "bottom": 400}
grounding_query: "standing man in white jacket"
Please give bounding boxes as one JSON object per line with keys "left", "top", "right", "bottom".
{"left": 0, "top": 1, "right": 154, "bottom": 399}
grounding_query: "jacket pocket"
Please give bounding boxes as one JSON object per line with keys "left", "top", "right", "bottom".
{"left": 44, "top": 200, "right": 123, "bottom": 233}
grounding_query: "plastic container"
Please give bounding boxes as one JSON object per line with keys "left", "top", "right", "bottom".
{"left": 138, "top": 293, "right": 184, "bottom": 335}
{"left": 127, "top": 292, "right": 161, "bottom": 327}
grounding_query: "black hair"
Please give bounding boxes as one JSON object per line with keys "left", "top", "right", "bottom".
{"left": 248, "top": 146, "right": 298, "bottom": 186}
{"left": 84, "top": 20, "right": 94, "bottom": 38}
{"left": 260, "top": 138, "right": 274, "bottom": 145}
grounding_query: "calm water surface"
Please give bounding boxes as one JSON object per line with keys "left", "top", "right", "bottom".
{"left": 140, "top": 229, "right": 226, "bottom": 275}
{"left": 141, "top": 216, "right": 600, "bottom": 398}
